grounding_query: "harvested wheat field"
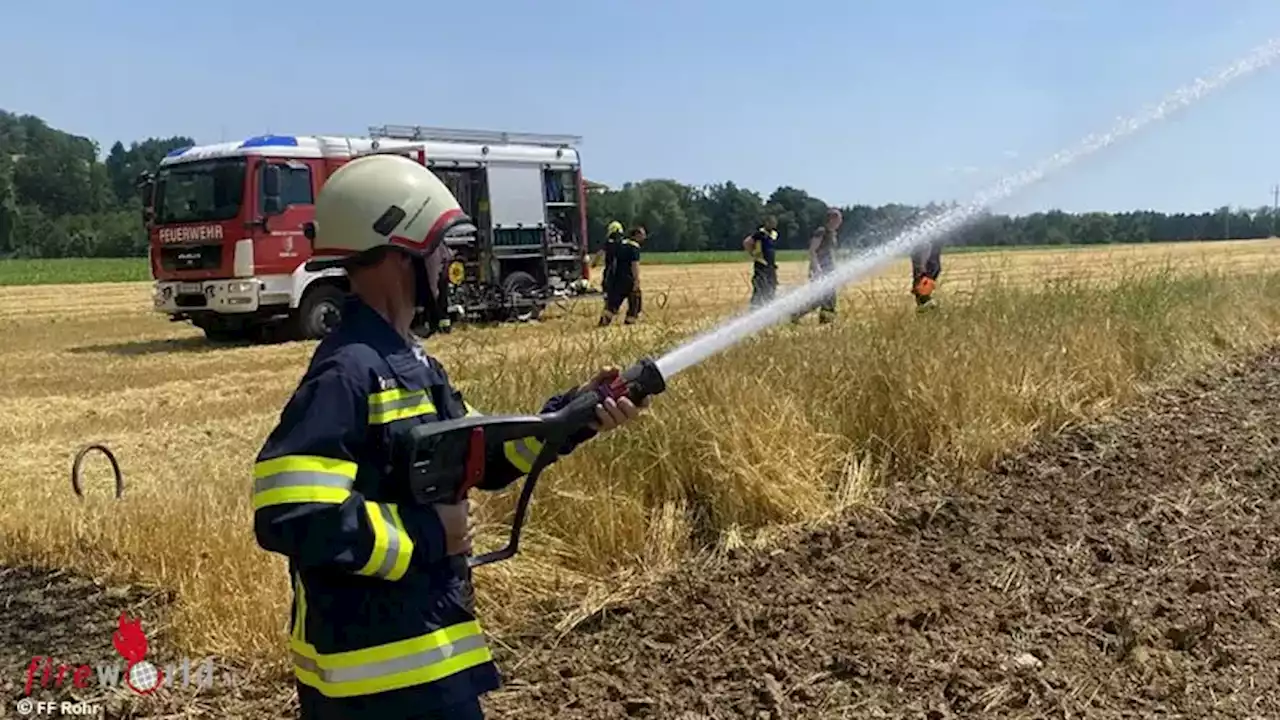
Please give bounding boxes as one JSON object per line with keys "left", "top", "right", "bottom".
{"left": 3, "top": 238, "right": 1280, "bottom": 718}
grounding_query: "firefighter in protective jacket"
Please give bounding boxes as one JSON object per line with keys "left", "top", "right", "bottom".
{"left": 252, "top": 153, "right": 645, "bottom": 720}
{"left": 743, "top": 215, "right": 779, "bottom": 307}
{"left": 910, "top": 238, "right": 943, "bottom": 309}
{"left": 591, "top": 220, "right": 624, "bottom": 291}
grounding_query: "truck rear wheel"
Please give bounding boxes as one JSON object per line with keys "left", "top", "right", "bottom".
{"left": 292, "top": 284, "right": 346, "bottom": 340}
{"left": 502, "top": 271, "right": 543, "bottom": 321}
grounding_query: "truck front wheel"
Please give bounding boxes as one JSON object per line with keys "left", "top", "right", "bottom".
{"left": 202, "top": 325, "right": 247, "bottom": 343}
{"left": 195, "top": 316, "right": 250, "bottom": 343}
{"left": 292, "top": 284, "right": 346, "bottom": 340}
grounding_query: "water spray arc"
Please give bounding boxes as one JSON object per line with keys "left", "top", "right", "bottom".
{"left": 656, "top": 35, "right": 1280, "bottom": 379}
{"left": 399, "top": 35, "right": 1280, "bottom": 567}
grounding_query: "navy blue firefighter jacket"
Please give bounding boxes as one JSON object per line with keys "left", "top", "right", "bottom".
{"left": 252, "top": 294, "right": 596, "bottom": 716}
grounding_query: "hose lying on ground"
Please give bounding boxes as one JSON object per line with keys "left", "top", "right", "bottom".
{"left": 71, "top": 443, "right": 124, "bottom": 499}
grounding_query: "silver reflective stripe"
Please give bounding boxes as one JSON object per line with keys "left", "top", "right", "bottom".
{"left": 254, "top": 471, "right": 355, "bottom": 494}
{"left": 370, "top": 392, "right": 432, "bottom": 414}
{"left": 508, "top": 438, "right": 540, "bottom": 466}
{"left": 373, "top": 503, "right": 405, "bottom": 579}
{"left": 292, "top": 633, "right": 488, "bottom": 683}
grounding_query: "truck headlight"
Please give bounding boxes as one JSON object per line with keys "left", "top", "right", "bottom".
{"left": 227, "top": 282, "right": 255, "bottom": 294}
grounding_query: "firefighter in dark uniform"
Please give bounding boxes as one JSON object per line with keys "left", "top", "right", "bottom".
{"left": 793, "top": 208, "right": 843, "bottom": 324}
{"left": 591, "top": 220, "right": 624, "bottom": 292}
{"left": 910, "top": 238, "right": 943, "bottom": 309}
{"left": 743, "top": 215, "right": 779, "bottom": 307}
{"left": 598, "top": 225, "right": 644, "bottom": 326}
{"left": 435, "top": 244, "right": 456, "bottom": 333}
{"left": 252, "top": 154, "right": 646, "bottom": 720}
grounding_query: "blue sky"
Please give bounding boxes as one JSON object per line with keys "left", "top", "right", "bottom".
{"left": 3, "top": 1, "right": 1279, "bottom": 215}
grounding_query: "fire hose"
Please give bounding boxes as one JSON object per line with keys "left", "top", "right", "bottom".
{"left": 550, "top": 290, "right": 669, "bottom": 316}
{"left": 70, "top": 443, "right": 125, "bottom": 499}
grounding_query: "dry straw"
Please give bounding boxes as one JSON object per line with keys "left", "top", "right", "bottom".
{"left": 3, "top": 241, "right": 1280, "bottom": 676}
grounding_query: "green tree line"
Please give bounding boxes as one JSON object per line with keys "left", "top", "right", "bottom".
{"left": 585, "top": 180, "right": 1280, "bottom": 253}
{"left": 2, "top": 109, "right": 1276, "bottom": 259}
{"left": 0, "top": 110, "right": 192, "bottom": 258}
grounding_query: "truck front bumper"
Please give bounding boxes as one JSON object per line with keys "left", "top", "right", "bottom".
{"left": 153, "top": 278, "right": 261, "bottom": 315}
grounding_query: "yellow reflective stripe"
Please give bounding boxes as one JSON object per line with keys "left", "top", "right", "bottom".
{"left": 255, "top": 455, "right": 358, "bottom": 479}
{"left": 357, "top": 502, "right": 388, "bottom": 577}
{"left": 468, "top": 404, "right": 547, "bottom": 471}
{"left": 369, "top": 388, "right": 436, "bottom": 425}
{"left": 295, "top": 620, "right": 482, "bottom": 667}
{"left": 370, "top": 404, "right": 437, "bottom": 424}
{"left": 503, "top": 437, "right": 544, "bottom": 474}
{"left": 254, "top": 487, "right": 350, "bottom": 509}
{"left": 291, "top": 621, "right": 493, "bottom": 698}
{"left": 355, "top": 502, "right": 415, "bottom": 581}
{"left": 385, "top": 505, "right": 414, "bottom": 580}
{"left": 252, "top": 455, "right": 357, "bottom": 510}
{"left": 368, "top": 387, "right": 415, "bottom": 404}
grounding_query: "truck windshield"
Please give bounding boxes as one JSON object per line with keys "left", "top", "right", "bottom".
{"left": 153, "top": 159, "right": 247, "bottom": 225}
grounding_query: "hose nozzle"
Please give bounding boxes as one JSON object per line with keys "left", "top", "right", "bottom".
{"left": 611, "top": 357, "right": 667, "bottom": 404}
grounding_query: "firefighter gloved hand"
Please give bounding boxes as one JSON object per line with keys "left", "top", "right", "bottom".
{"left": 539, "top": 366, "right": 649, "bottom": 457}
{"left": 433, "top": 500, "right": 473, "bottom": 556}
{"left": 578, "top": 366, "right": 648, "bottom": 432}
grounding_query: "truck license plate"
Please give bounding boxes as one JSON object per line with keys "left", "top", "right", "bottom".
{"left": 178, "top": 282, "right": 202, "bottom": 294}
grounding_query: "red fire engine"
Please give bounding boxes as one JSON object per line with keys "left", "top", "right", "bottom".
{"left": 139, "top": 124, "right": 592, "bottom": 342}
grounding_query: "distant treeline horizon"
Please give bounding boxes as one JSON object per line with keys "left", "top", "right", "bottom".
{"left": 1, "top": 109, "right": 1274, "bottom": 258}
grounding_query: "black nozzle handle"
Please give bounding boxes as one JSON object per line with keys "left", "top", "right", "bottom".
{"left": 468, "top": 358, "right": 667, "bottom": 569}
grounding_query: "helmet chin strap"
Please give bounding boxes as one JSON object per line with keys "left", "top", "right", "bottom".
{"left": 410, "top": 248, "right": 446, "bottom": 338}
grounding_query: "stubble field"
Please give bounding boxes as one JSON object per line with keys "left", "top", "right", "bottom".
{"left": 4, "top": 238, "right": 1280, "bottom": 718}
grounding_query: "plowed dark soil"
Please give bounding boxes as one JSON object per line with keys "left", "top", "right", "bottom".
{"left": 487, "top": 350, "right": 1280, "bottom": 720}
{"left": 5, "top": 350, "right": 1280, "bottom": 719}
{"left": 0, "top": 567, "right": 284, "bottom": 719}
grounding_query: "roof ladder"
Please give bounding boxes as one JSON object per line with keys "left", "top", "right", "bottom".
{"left": 367, "top": 124, "right": 582, "bottom": 149}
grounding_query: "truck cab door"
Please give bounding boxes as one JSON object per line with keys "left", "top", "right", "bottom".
{"left": 256, "top": 159, "right": 316, "bottom": 276}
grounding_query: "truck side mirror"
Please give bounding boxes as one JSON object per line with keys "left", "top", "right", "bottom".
{"left": 135, "top": 174, "right": 154, "bottom": 207}
{"left": 263, "top": 164, "right": 282, "bottom": 215}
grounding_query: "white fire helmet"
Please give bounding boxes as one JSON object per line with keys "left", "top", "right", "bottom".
{"left": 304, "top": 153, "right": 471, "bottom": 272}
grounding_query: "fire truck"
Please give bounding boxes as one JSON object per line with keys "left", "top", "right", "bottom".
{"left": 140, "top": 124, "right": 593, "bottom": 342}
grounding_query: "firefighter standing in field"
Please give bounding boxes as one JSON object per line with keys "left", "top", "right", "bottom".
{"left": 793, "top": 207, "right": 843, "bottom": 324}
{"left": 599, "top": 225, "right": 644, "bottom": 326}
{"left": 910, "top": 237, "right": 943, "bottom": 309}
{"left": 743, "top": 215, "right": 779, "bottom": 307}
{"left": 410, "top": 244, "right": 456, "bottom": 336}
{"left": 591, "top": 220, "right": 624, "bottom": 292}
{"left": 251, "top": 154, "right": 646, "bottom": 720}
{"left": 435, "top": 243, "right": 456, "bottom": 332}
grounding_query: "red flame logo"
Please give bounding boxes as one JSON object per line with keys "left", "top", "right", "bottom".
{"left": 112, "top": 613, "right": 148, "bottom": 663}
{"left": 112, "top": 612, "right": 164, "bottom": 694}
